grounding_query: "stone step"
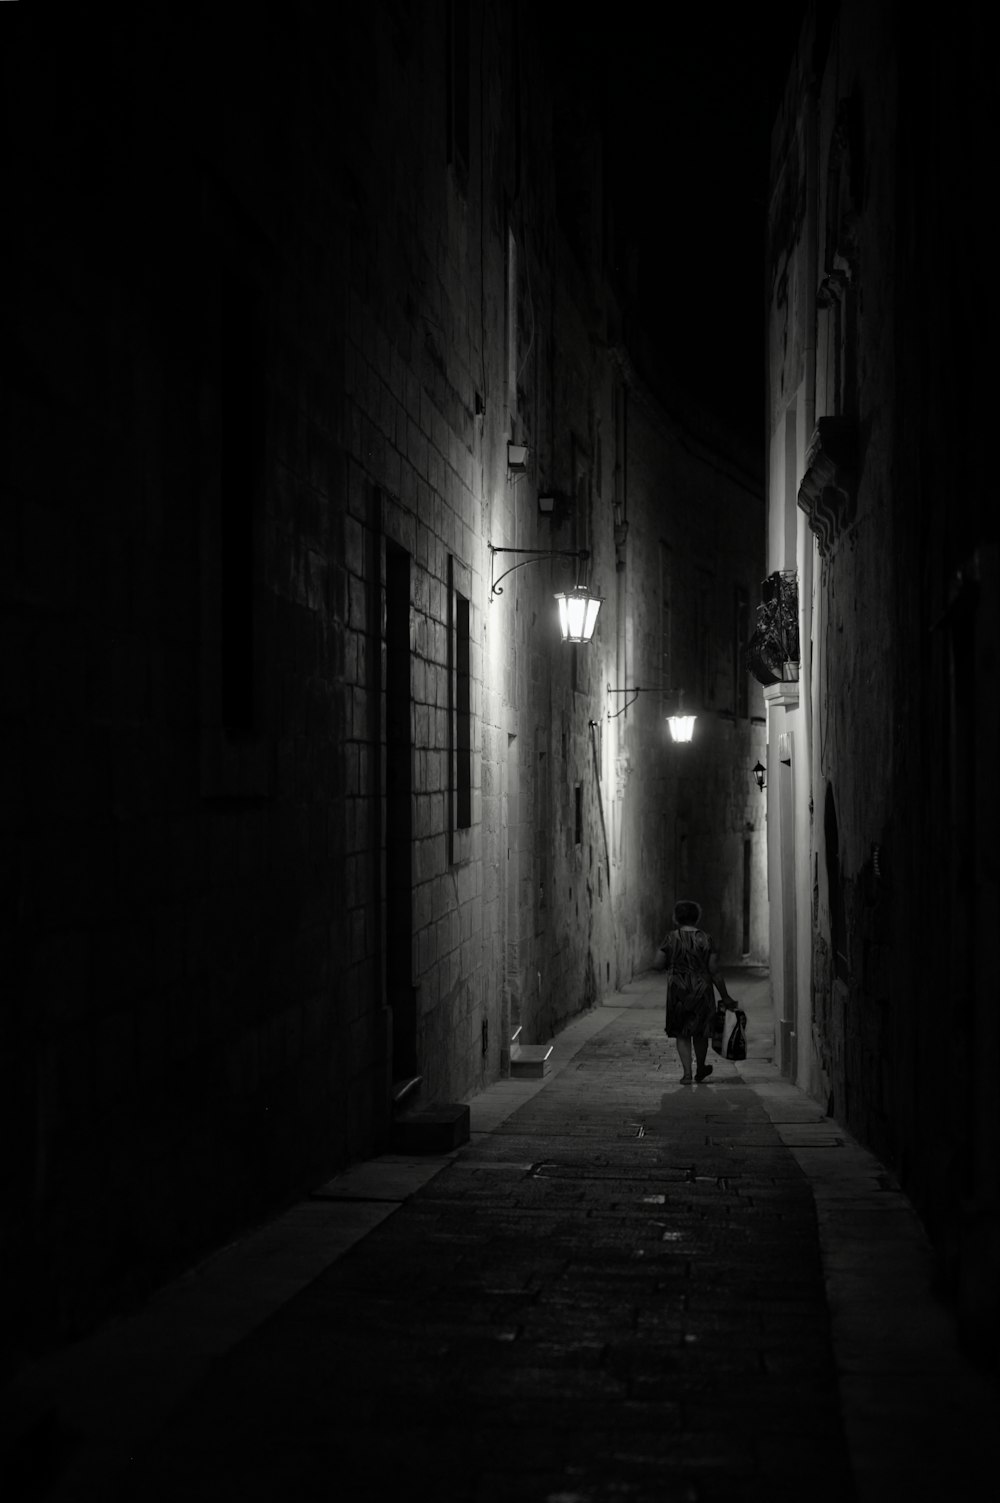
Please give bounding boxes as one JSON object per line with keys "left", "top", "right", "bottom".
{"left": 390, "top": 1102, "right": 470, "bottom": 1154}
{"left": 510, "top": 1042, "right": 553, "bottom": 1079}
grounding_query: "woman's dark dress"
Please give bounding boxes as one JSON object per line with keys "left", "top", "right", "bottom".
{"left": 661, "top": 925, "right": 717, "bottom": 1040}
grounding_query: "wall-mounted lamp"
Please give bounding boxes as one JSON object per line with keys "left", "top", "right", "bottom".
{"left": 665, "top": 688, "right": 696, "bottom": 743}
{"left": 555, "top": 585, "right": 603, "bottom": 644}
{"left": 752, "top": 760, "right": 767, "bottom": 792}
{"left": 488, "top": 545, "right": 603, "bottom": 643}
{"left": 606, "top": 682, "right": 644, "bottom": 720}
{"left": 507, "top": 442, "right": 530, "bottom": 478}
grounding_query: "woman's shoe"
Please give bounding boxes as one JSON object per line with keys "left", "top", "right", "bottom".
{"left": 680, "top": 1074, "right": 694, "bottom": 1084}
{"left": 695, "top": 1065, "right": 713, "bottom": 1083}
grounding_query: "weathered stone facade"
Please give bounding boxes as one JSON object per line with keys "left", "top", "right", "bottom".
{"left": 3, "top": 2, "right": 764, "bottom": 1349}
{"left": 766, "top": 1, "right": 997, "bottom": 1362}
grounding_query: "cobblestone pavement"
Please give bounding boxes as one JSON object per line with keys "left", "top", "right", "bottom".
{"left": 11, "top": 971, "right": 997, "bottom": 1501}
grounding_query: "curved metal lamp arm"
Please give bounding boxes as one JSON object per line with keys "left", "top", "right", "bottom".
{"left": 489, "top": 545, "right": 590, "bottom": 598}
{"left": 606, "top": 683, "right": 644, "bottom": 720}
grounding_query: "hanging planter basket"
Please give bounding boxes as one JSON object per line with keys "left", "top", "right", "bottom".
{"left": 748, "top": 570, "right": 800, "bottom": 687}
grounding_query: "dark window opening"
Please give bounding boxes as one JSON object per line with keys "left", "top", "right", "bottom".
{"left": 574, "top": 783, "right": 583, "bottom": 845}
{"left": 456, "top": 591, "right": 472, "bottom": 829}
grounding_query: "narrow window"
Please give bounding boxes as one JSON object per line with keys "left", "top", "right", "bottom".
{"left": 455, "top": 591, "right": 472, "bottom": 829}
{"left": 448, "top": 553, "right": 473, "bottom": 856}
{"left": 574, "top": 783, "right": 583, "bottom": 846}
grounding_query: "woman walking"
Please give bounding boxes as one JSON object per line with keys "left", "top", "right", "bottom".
{"left": 660, "top": 900, "right": 734, "bottom": 1083}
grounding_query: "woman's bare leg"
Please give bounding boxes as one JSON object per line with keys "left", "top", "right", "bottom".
{"left": 676, "top": 1037, "right": 693, "bottom": 1080}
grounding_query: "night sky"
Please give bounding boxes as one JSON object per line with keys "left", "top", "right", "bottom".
{"left": 559, "top": 1, "right": 807, "bottom": 458}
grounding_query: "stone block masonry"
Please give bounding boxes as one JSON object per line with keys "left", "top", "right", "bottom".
{"left": 2, "top": 1, "right": 766, "bottom": 1358}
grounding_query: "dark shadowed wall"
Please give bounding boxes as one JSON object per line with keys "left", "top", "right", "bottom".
{"left": 766, "top": 0, "right": 997, "bottom": 1366}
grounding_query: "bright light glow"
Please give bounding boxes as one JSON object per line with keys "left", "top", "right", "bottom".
{"left": 555, "top": 588, "right": 602, "bottom": 643}
{"left": 667, "top": 714, "right": 696, "bottom": 743}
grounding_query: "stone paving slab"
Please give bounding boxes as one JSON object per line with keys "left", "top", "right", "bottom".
{"left": 7, "top": 969, "right": 997, "bottom": 1502}
{"left": 87, "top": 981, "right": 859, "bottom": 1503}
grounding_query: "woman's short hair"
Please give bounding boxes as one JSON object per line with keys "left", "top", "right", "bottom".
{"left": 673, "top": 899, "right": 702, "bottom": 925}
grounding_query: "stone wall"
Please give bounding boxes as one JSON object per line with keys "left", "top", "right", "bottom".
{"left": 3, "top": 1, "right": 767, "bottom": 1353}
{"left": 767, "top": 1, "right": 997, "bottom": 1364}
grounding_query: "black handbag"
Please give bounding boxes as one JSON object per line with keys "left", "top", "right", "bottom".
{"left": 725, "top": 1008, "right": 748, "bottom": 1061}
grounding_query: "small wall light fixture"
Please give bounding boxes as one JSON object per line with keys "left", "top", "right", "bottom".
{"left": 507, "top": 442, "right": 530, "bottom": 478}
{"left": 752, "top": 760, "right": 767, "bottom": 792}
{"left": 606, "top": 682, "right": 644, "bottom": 720}
{"left": 488, "top": 545, "right": 603, "bottom": 643}
{"left": 666, "top": 687, "right": 696, "bottom": 743}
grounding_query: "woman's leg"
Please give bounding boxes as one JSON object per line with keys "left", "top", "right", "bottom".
{"left": 694, "top": 1033, "right": 712, "bottom": 1080}
{"left": 676, "top": 1036, "right": 693, "bottom": 1080}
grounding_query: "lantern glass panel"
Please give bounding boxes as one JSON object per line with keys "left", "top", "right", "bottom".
{"left": 667, "top": 714, "right": 696, "bottom": 743}
{"left": 555, "top": 589, "right": 601, "bottom": 643}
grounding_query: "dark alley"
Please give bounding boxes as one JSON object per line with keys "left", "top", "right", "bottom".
{"left": 2, "top": 1, "right": 997, "bottom": 1496}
